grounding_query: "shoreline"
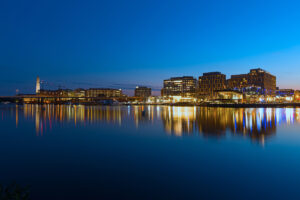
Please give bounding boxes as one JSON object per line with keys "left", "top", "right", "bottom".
{"left": 2, "top": 102, "right": 300, "bottom": 108}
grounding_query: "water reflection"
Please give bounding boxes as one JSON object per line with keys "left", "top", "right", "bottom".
{"left": 3, "top": 104, "right": 300, "bottom": 144}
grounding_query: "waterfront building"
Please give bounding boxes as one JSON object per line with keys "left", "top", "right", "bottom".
{"left": 276, "top": 89, "right": 294, "bottom": 96}
{"left": 36, "top": 76, "right": 40, "bottom": 94}
{"left": 85, "top": 88, "right": 122, "bottom": 98}
{"left": 39, "top": 89, "right": 73, "bottom": 97}
{"left": 161, "top": 76, "right": 196, "bottom": 97}
{"left": 227, "top": 68, "right": 276, "bottom": 94}
{"left": 294, "top": 90, "right": 300, "bottom": 102}
{"left": 146, "top": 96, "right": 166, "bottom": 104}
{"left": 237, "top": 86, "right": 263, "bottom": 95}
{"left": 274, "top": 89, "right": 294, "bottom": 103}
{"left": 215, "top": 90, "right": 243, "bottom": 103}
{"left": 39, "top": 89, "right": 57, "bottom": 96}
{"left": 198, "top": 72, "right": 226, "bottom": 98}
{"left": 134, "top": 86, "right": 152, "bottom": 98}
{"left": 73, "top": 88, "right": 86, "bottom": 97}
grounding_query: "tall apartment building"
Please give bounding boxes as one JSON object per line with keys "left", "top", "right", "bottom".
{"left": 134, "top": 86, "right": 151, "bottom": 98}
{"left": 161, "top": 76, "right": 196, "bottom": 97}
{"left": 198, "top": 72, "right": 226, "bottom": 97}
{"left": 227, "top": 68, "right": 276, "bottom": 94}
{"left": 85, "top": 88, "right": 122, "bottom": 98}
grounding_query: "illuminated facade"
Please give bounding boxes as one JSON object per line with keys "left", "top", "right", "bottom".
{"left": 39, "top": 89, "right": 73, "bottom": 97}
{"left": 198, "top": 72, "right": 226, "bottom": 97}
{"left": 216, "top": 90, "right": 243, "bottom": 103}
{"left": 227, "top": 68, "right": 276, "bottom": 94}
{"left": 73, "top": 88, "right": 86, "bottom": 97}
{"left": 134, "top": 86, "right": 151, "bottom": 98}
{"left": 276, "top": 89, "right": 294, "bottom": 96}
{"left": 38, "top": 88, "right": 121, "bottom": 98}
{"left": 85, "top": 88, "right": 122, "bottom": 98}
{"left": 27, "top": 68, "right": 281, "bottom": 104}
{"left": 275, "top": 89, "right": 294, "bottom": 103}
{"left": 294, "top": 90, "right": 300, "bottom": 102}
{"left": 161, "top": 76, "right": 196, "bottom": 97}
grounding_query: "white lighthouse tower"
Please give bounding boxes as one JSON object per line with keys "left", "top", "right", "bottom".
{"left": 36, "top": 76, "right": 40, "bottom": 94}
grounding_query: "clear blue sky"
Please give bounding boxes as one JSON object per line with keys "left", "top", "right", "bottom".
{"left": 1, "top": 0, "right": 300, "bottom": 95}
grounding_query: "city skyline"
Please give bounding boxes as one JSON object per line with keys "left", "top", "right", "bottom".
{"left": 2, "top": 0, "right": 300, "bottom": 95}
{"left": 2, "top": 1, "right": 300, "bottom": 199}
{"left": 1, "top": 66, "right": 297, "bottom": 97}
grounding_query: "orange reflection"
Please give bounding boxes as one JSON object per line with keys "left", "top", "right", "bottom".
{"left": 162, "top": 107, "right": 278, "bottom": 143}
{"left": 13, "top": 105, "right": 300, "bottom": 144}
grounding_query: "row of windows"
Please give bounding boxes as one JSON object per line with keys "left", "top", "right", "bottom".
{"left": 199, "top": 84, "right": 224, "bottom": 88}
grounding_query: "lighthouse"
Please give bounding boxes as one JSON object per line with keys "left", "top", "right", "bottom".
{"left": 36, "top": 76, "right": 40, "bottom": 94}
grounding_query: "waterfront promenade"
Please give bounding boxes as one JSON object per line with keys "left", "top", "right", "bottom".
{"left": 1, "top": 96, "right": 300, "bottom": 108}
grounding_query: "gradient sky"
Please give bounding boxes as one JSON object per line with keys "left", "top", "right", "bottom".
{"left": 1, "top": 0, "right": 300, "bottom": 95}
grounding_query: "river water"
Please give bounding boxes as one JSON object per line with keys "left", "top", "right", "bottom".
{"left": 1, "top": 104, "right": 300, "bottom": 199}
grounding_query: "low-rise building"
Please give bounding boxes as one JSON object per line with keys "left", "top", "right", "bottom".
{"left": 276, "top": 89, "right": 294, "bottom": 96}
{"left": 215, "top": 90, "right": 243, "bottom": 103}
{"left": 73, "top": 88, "right": 86, "bottom": 97}
{"left": 85, "top": 88, "right": 123, "bottom": 98}
{"left": 39, "top": 89, "right": 73, "bottom": 97}
{"left": 275, "top": 89, "right": 294, "bottom": 103}
{"left": 294, "top": 90, "right": 300, "bottom": 102}
{"left": 134, "top": 86, "right": 151, "bottom": 98}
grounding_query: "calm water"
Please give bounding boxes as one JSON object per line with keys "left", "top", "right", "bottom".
{"left": 1, "top": 104, "right": 300, "bottom": 199}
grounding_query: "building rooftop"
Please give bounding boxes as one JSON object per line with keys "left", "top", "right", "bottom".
{"left": 202, "top": 72, "right": 222, "bottom": 76}
{"left": 88, "top": 88, "right": 121, "bottom": 90}
{"left": 164, "top": 76, "right": 195, "bottom": 81}
{"left": 250, "top": 68, "right": 266, "bottom": 72}
{"left": 136, "top": 86, "right": 151, "bottom": 89}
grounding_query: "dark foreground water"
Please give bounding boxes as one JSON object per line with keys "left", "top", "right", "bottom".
{"left": 1, "top": 104, "right": 300, "bottom": 199}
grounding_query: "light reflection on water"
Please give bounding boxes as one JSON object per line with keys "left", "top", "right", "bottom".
{"left": 3, "top": 104, "right": 300, "bottom": 199}
{"left": 4, "top": 104, "right": 300, "bottom": 144}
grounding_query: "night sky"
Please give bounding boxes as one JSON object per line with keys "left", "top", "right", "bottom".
{"left": 1, "top": 0, "right": 300, "bottom": 95}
